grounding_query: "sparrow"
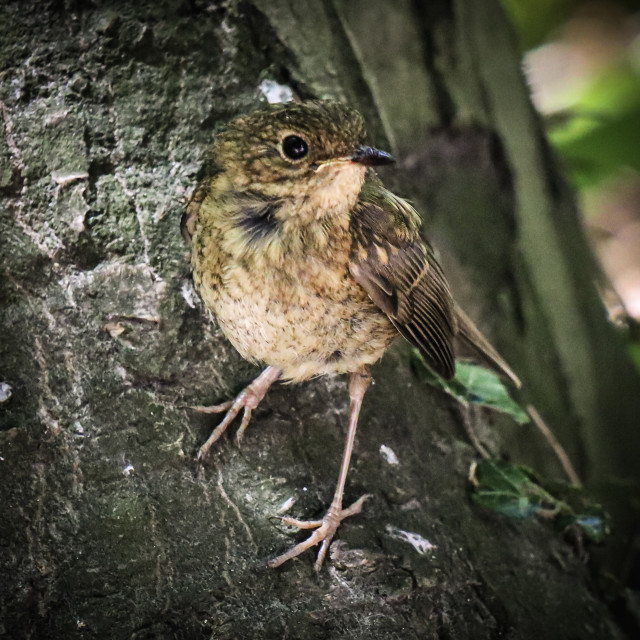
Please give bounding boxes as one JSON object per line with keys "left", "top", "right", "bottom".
{"left": 181, "top": 100, "right": 520, "bottom": 571}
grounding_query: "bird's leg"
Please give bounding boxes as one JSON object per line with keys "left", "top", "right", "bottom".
{"left": 269, "top": 367, "right": 373, "bottom": 572}
{"left": 194, "top": 365, "right": 281, "bottom": 460}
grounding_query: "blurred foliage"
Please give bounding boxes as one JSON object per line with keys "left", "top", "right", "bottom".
{"left": 503, "top": 0, "right": 640, "bottom": 50}
{"left": 549, "top": 63, "right": 640, "bottom": 190}
{"left": 502, "top": 0, "right": 584, "bottom": 50}
{"left": 470, "top": 459, "right": 610, "bottom": 543}
{"left": 502, "top": 0, "right": 640, "bottom": 192}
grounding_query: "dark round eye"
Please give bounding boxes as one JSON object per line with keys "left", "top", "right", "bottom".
{"left": 281, "top": 135, "right": 309, "bottom": 161}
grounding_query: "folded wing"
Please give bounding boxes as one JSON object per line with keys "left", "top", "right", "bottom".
{"left": 349, "top": 178, "right": 457, "bottom": 379}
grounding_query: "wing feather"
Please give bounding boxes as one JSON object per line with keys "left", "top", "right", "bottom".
{"left": 349, "top": 178, "right": 456, "bottom": 378}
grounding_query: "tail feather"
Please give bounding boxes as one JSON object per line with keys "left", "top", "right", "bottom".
{"left": 454, "top": 305, "right": 522, "bottom": 388}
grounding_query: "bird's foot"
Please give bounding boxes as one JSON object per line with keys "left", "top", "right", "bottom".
{"left": 193, "top": 393, "right": 253, "bottom": 461}
{"left": 193, "top": 367, "right": 280, "bottom": 461}
{"left": 269, "top": 493, "right": 373, "bottom": 572}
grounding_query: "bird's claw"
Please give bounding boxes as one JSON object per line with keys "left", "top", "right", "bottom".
{"left": 269, "top": 493, "right": 373, "bottom": 572}
{"left": 196, "top": 394, "right": 264, "bottom": 465}
{"left": 195, "top": 395, "right": 254, "bottom": 462}
{"left": 193, "top": 367, "right": 282, "bottom": 463}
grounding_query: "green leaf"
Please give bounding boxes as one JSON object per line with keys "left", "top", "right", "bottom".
{"left": 411, "top": 351, "right": 529, "bottom": 424}
{"left": 572, "top": 514, "right": 609, "bottom": 543}
{"left": 470, "top": 459, "right": 557, "bottom": 519}
{"left": 545, "top": 62, "right": 640, "bottom": 190}
{"left": 549, "top": 487, "right": 610, "bottom": 543}
{"left": 471, "top": 460, "right": 610, "bottom": 542}
{"left": 553, "top": 510, "right": 609, "bottom": 543}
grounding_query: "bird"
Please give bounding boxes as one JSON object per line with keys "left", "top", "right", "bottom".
{"left": 181, "top": 100, "right": 520, "bottom": 571}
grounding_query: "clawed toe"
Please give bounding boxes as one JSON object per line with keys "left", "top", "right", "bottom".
{"left": 269, "top": 494, "right": 373, "bottom": 571}
{"left": 192, "top": 401, "right": 234, "bottom": 414}
{"left": 194, "top": 366, "right": 281, "bottom": 462}
{"left": 277, "top": 516, "right": 323, "bottom": 530}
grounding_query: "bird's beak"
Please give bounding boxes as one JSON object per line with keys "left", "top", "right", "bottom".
{"left": 349, "top": 145, "right": 395, "bottom": 167}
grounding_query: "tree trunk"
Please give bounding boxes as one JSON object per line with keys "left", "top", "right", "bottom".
{"left": 1, "top": 1, "right": 638, "bottom": 638}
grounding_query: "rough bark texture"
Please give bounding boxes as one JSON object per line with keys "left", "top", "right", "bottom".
{"left": 1, "top": 1, "right": 638, "bottom": 638}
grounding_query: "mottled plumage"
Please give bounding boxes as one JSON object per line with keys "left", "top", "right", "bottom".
{"left": 183, "top": 100, "right": 519, "bottom": 571}
{"left": 349, "top": 177, "right": 456, "bottom": 379}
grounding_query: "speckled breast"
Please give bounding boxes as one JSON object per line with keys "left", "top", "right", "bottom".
{"left": 194, "top": 226, "right": 396, "bottom": 382}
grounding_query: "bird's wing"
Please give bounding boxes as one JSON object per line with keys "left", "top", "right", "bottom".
{"left": 454, "top": 304, "right": 522, "bottom": 388}
{"left": 349, "top": 177, "right": 457, "bottom": 379}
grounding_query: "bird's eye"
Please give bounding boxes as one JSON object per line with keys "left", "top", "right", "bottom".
{"left": 281, "top": 135, "right": 309, "bottom": 161}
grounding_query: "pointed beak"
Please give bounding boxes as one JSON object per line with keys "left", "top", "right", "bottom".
{"left": 349, "top": 145, "right": 395, "bottom": 167}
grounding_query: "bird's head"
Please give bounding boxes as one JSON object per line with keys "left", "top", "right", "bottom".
{"left": 214, "top": 101, "right": 394, "bottom": 210}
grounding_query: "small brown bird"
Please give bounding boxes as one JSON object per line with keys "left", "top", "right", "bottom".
{"left": 182, "top": 100, "right": 520, "bottom": 571}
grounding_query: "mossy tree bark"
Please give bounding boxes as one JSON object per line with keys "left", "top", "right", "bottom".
{"left": 1, "top": 1, "right": 638, "bottom": 638}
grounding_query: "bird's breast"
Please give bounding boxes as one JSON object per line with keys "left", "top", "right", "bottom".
{"left": 193, "top": 220, "right": 396, "bottom": 381}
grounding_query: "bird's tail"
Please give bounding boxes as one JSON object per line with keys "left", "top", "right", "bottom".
{"left": 454, "top": 304, "right": 522, "bottom": 388}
